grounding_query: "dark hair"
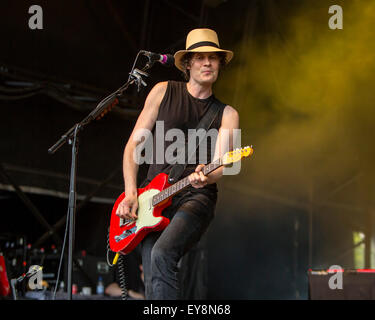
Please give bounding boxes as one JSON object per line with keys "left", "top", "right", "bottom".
{"left": 180, "top": 51, "right": 227, "bottom": 81}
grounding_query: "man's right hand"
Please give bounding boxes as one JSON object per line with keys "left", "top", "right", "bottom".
{"left": 116, "top": 193, "right": 138, "bottom": 220}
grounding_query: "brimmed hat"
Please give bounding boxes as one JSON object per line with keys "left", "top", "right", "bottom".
{"left": 174, "top": 28, "right": 233, "bottom": 71}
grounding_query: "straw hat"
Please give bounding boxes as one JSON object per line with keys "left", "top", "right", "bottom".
{"left": 174, "top": 28, "right": 233, "bottom": 71}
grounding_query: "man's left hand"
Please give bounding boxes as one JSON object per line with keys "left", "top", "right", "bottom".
{"left": 188, "top": 164, "right": 208, "bottom": 188}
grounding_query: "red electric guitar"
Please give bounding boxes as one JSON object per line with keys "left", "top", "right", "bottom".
{"left": 109, "top": 146, "right": 253, "bottom": 258}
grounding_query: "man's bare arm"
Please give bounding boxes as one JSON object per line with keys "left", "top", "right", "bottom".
{"left": 117, "top": 81, "right": 167, "bottom": 218}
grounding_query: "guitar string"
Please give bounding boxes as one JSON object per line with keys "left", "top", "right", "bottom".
{"left": 152, "top": 159, "right": 222, "bottom": 206}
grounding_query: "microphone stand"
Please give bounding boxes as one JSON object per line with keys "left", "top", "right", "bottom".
{"left": 48, "top": 51, "right": 153, "bottom": 300}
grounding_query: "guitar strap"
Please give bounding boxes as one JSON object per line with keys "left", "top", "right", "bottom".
{"left": 167, "top": 97, "right": 225, "bottom": 184}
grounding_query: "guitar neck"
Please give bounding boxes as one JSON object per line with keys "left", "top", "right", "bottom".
{"left": 151, "top": 159, "right": 222, "bottom": 207}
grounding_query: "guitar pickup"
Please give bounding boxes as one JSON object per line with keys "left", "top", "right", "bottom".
{"left": 119, "top": 218, "right": 135, "bottom": 227}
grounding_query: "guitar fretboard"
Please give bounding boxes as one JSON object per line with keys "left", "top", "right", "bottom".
{"left": 151, "top": 159, "right": 222, "bottom": 207}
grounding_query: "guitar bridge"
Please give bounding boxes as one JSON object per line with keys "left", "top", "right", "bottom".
{"left": 114, "top": 226, "right": 137, "bottom": 242}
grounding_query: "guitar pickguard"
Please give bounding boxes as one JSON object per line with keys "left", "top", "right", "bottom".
{"left": 134, "top": 188, "right": 161, "bottom": 231}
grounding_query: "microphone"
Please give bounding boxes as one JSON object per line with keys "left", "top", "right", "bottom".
{"left": 141, "top": 50, "right": 175, "bottom": 67}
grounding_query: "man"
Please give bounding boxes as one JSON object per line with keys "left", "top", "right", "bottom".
{"left": 116, "top": 28, "right": 239, "bottom": 299}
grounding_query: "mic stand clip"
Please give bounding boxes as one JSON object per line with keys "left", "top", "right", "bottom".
{"left": 129, "top": 68, "right": 149, "bottom": 92}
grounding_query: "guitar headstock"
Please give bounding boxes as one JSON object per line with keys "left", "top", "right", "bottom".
{"left": 222, "top": 146, "right": 254, "bottom": 166}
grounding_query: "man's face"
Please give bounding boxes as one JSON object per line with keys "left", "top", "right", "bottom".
{"left": 187, "top": 52, "right": 220, "bottom": 86}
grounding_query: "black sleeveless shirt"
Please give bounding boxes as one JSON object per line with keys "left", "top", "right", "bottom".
{"left": 141, "top": 81, "right": 226, "bottom": 217}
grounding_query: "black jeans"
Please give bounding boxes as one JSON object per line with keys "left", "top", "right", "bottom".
{"left": 140, "top": 205, "right": 213, "bottom": 300}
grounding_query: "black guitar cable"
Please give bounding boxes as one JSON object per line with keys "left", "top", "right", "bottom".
{"left": 117, "top": 254, "right": 128, "bottom": 301}
{"left": 106, "top": 228, "right": 128, "bottom": 300}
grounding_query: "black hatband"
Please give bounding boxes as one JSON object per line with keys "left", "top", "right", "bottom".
{"left": 187, "top": 41, "right": 220, "bottom": 50}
